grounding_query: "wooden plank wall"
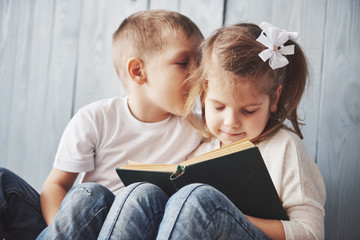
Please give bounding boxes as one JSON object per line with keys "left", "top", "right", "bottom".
{"left": 0, "top": 0, "right": 359, "bottom": 238}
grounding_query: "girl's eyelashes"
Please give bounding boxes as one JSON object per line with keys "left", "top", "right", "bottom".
{"left": 242, "top": 109, "right": 256, "bottom": 115}
{"left": 212, "top": 103, "right": 225, "bottom": 110}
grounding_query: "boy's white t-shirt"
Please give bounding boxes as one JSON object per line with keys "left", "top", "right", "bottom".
{"left": 54, "top": 97, "right": 202, "bottom": 193}
{"left": 189, "top": 128, "right": 326, "bottom": 240}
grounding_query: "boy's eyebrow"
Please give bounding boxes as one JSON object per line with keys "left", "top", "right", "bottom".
{"left": 173, "top": 50, "right": 191, "bottom": 57}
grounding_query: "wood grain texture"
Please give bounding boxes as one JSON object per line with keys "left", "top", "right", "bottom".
{"left": 317, "top": 0, "right": 360, "bottom": 239}
{"left": 72, "top": 0, "right": 135, "bottom": 111}
{"left": 179, "top": 0, "right": 224, "bottom": 38}
{"left": 1, "top": 1, "right": 359, "bottom": 238}
{"left": 149, "top": 0, "right": 180, "bottom": 11}
{"left": 1, "top": 0, "right": 56, "bottom": 189}
{"left": 0, "top": 0, "right": 82, "bottom": 191}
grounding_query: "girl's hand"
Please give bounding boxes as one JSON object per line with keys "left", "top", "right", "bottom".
{"left": 245, "top": 214, "right": 285, "bottom": 240}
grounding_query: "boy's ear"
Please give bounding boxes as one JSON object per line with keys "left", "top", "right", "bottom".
{"left": 270, "top": 85, "right": 282, "bottom": 112}
{"left": 127, "top": 57, "right": 146, "bottom": 85}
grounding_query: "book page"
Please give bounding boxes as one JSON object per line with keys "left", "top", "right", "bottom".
{"left": 119, "top": 138, "right": 254, "bottom": 172}
{"left": 181, "top": 138, "right": 254, "bottom": 167}
{"left": 120, "top": 164, "right": 178, "bottom": 172}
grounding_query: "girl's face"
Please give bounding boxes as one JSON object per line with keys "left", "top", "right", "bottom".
{"left": 204, "top": 74, "right": 279, "bottom": 146}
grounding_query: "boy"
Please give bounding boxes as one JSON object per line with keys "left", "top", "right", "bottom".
{"left": 0, "top": 10, "right": 204, "bottom": 240}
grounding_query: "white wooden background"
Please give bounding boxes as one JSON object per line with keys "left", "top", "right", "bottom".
{"left": 1, "top": 0, "right": 359, "bottom": 239}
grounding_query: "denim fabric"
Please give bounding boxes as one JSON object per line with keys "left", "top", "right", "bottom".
{"left": 157, "top": 183, "right": 271, "bottom": 240}
{"left": 37, "top": 182, "right": 114, "bottom": 240}
{"left": 98, "top": 182, "right": 168, "bottom": 240}
{"left": 0, "top": 168, "right": 114, "bottom": 240}
{"left": 98, "top": 182, "right": 269, "bottom": 240}
{"left": 0, "top": 167, "right": 47, "bottom": 240}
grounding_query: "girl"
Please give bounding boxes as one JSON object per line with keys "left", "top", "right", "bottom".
{"left": 97, "top": 22, "right": 326, "bottom": 240}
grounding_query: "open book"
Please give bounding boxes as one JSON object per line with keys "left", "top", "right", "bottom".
{"left": 116, "top": 138, "right": 288, "bottom": 220}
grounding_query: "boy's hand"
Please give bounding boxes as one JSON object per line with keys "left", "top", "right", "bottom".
{"left": 40, "top": 168, "right": 78, "bottom": 225}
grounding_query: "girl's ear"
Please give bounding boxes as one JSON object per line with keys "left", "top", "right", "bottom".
{"left": 270, "top": 85, "right": 282, "bottom": 112}
{"left": 127, "top": 57, "right": 146, "bottom": 85}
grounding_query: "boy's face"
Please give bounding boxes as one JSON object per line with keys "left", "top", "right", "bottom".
{"left": 142, "top": 31, "right": 201, "bottom": 120}
{"left": 204, "top": 74, "right": 277, "bottom": 146}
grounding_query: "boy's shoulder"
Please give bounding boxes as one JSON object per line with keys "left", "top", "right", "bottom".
{"left": 71, "top": 97, "right": 126, "bottom": 125}
{"left": 77, "top": 97, "right": 126, "bottom": 114}
{"left": 79, "top": 97, "right": 125, "bottom": 113}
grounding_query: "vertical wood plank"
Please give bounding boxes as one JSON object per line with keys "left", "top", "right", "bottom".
{"left": 0, "top": 0, "right": 36, "bottom": 173}
{"left": 34, "top": 0, "right": 83, "bottom": 190}
{"left": 179, "top": 0, "right": 224, "bottom": 38}
{"left": 224, "top": 0, "right": 327, "bottom": 160}
{"left": 317, "top": 0, "right": 360, "bottom": 239}
{"left": 0, "top": 0, "right": 56, "bottom": 190}
{"left": 149, "top": 0, "right": 180, "bottom": 11}
{"left": 0, "top": 0, "right": 22, "bottom": 169}
{"left": 0, "top": 0, "right": 82, "bottom": 191}
{"left": 1, "top": 2, "right": 359, "bottom": 238}
{"left": 73, "top": 0, "right": 148, "bottom": 112}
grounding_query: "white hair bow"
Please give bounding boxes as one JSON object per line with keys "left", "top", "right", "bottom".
{"left": 256, "top": 22, "right": 299, "bottom": 70}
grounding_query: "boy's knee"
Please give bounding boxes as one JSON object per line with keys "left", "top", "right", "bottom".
{"left": 76, "top": 182, "right": 111, "bottom": 196}
{"left": 0, "top": 167, "right": 14, "bottom": 177}
{"left": 64, "top": 183, "right": 114, "bottom": 208}
{"left": 0, "top": 167, "right": 20, "bottom": 184}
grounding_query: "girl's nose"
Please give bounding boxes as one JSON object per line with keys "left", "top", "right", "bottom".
{"left": 224, "top": 110, "right": 241, "bottom": 128}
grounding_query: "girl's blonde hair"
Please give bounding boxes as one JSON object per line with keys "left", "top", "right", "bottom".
{"left": 184, "top": 23, "right": 308, "bottom": 144}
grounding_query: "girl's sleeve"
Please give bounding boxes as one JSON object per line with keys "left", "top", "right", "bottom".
{"left": 280, "top": 136, "right": 326, "bottom": 240}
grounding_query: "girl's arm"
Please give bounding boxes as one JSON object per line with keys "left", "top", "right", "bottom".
{"left": 245, "top": 215, "right": 285, "bottom": 240}
{"left": 40, "top": 168, "right": 78, "bottom": 225}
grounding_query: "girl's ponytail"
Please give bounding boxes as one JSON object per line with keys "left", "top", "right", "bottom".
{"left": 278, "top": 41, "right": 308, "bottom": 139}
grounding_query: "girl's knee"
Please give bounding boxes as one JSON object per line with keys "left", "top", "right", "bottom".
{"left": 169, "top": 184, "right": 221, "bottom": 208}
{"left": 122, "top": 182, "right": 168, "bottom": 201}
{"left": 178, "top": 183, "right": 218, "bottom": 198}
{"left": 114, "top": 182, "right": 168, "bottom": 209}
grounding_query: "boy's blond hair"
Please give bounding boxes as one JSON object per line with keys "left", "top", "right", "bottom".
{"left": 112, "top": 9, "right": 203, "bottom": 88}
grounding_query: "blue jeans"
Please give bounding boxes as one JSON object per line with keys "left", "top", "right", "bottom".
{"left": 98, "top": 182, "right": 270, "bottom": 240}
{"left": 0, "top": 168, "right": 114, "bottom": 240}
{"left": 98, "top": 182, "right": 168, "bottom": 240}
{"left": 0, "top": 167, "right": 47, "bottom": 240}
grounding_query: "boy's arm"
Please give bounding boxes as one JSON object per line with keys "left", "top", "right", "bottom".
{"left": 40, "top": 168, "right": 78, "bottom": 225}
{"left": 245, "top": 215, "right": 285, "bottom": 240}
